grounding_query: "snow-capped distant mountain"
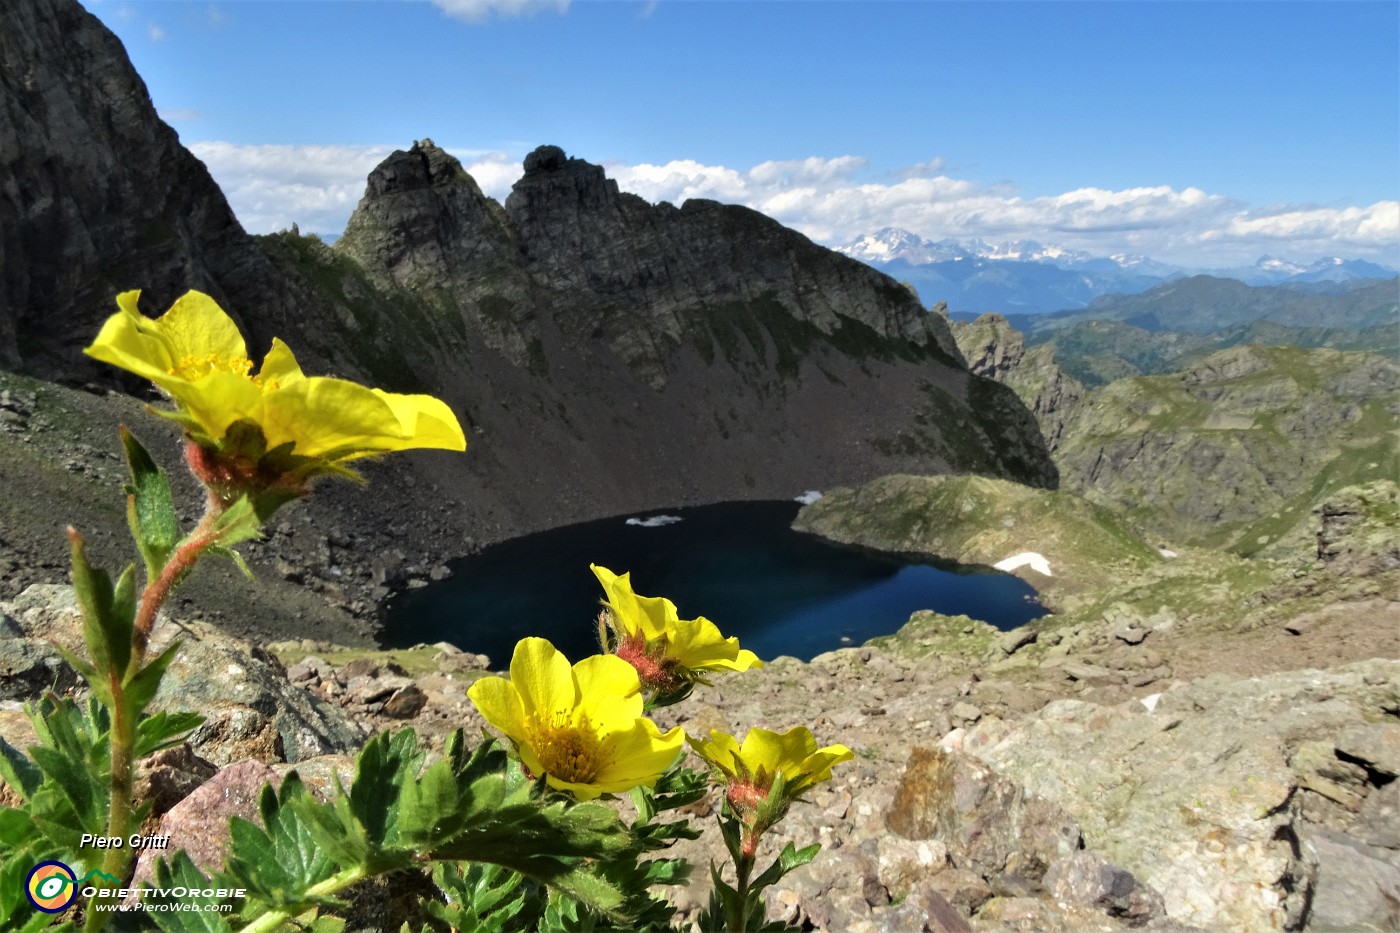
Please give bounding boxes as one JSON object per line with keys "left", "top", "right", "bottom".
{"left": 834, "top": 229, "right": 1395, "bottom": 314}
{"left": 1227, "top": 255, "right": 1399, "bottom": 286}
{"left": 836, "top": 228, "right": 1150, "bottom": 273}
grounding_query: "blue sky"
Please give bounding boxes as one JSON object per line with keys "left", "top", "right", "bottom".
{"left": 88, "top": 0, "right": 1399, "bottom": 268}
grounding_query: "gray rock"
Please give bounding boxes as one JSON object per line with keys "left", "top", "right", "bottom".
{"left": 997, "top": 627, "right": 1038, "bottom": 656}
{"left": 922, "top": 867, "right": 991, "bottom": 915}
{"left": 952, "top": 663, "right": 1400, "bottom": 931}
{"left": 383, "top": 684, "right": 428, "bottom": 719}
{"left": 1044, "top": 851, "right": 1163, "bottom": 925}
{"left": 135, "top": 743, "right": 218, "bottom": 816}
{"left": 1354, "top": 780, "right": 1400, "bottom": 850}
{"left": 886, "top": 746, "right": 1081, "bottom": 892}
{"left": 1113, "top": 625, "right": 1148, "bottom": 645}
{"left": 0, "top": 636, "right": 79, "bottom": 700}
{"left": 1306, "top": 829, "right": 1400, "bottom": 931}
{"left": 1336, "top": 722, "right": 1400, "bottom": 777}
{"left": 153, "top": 630, "right": 362, "bottom": 764}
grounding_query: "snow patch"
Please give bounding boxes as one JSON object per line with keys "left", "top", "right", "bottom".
{"left": 795, "top": 490, "right": 823, "bottom": 505}
{"left": 625, "top": 515, "right": 682, "bottom": 528}
{"left": 993, "top": 552, "right": 1053, "bottom": 577}
{"left": 1157, "top": 548, "right": 1178, "bottom": 558}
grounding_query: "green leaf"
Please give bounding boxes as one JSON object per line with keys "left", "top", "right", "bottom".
{"left": 112, "top": 564, "right": 138, "bottom": 643}
{"left": 205, "top": 496, "right": 265, "bottom": 551}
{"left": 747, "top": 841, "right": 820, "bottom": 894}
{"left": 146, "top": 851, "right": 236, "bottom": 933}
{"left": 134, "top": 711, "right": 205, "bottom": 758}
{"left": 426, "top": 863, "right": 532, "bottom": 933}
{"left": 346, "top": 729, "right": 422, "bottom": 853}
{"left": 0, "top": 807, "right": 40, "bottom": 847}
{"left": 68, "top": 528, "right": 120, "bottom": 676}
{"left": 222, "top": 776, "right": 340, "bottom": 912}
{"left": 124, "top": 640, "right": 184, "bottom": 712}
{"left": 122, "top": 425, "right": 181, "bottom": 581}
{"left": 207, "top": 544, "right": 255, "bottom": 581}
{"left": 0, "top": 735, "right": 43, "bottom": 799}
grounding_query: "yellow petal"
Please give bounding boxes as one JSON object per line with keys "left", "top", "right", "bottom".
{"left": 668, "top": 617, "right": 764, "bottom": 672}
{"left": 591, "top": 564, "right": 680, "bottom": 640}
{"left": 572, "top": 654, "right": 643, "bottom": 729}
{"left": 258, "top": 338, "right": 307, "bottom": 386}
{"left": 742, "top": 727, "right": 818, "bottom": 779}
{"left": 259, "top": 376, "right": 404, "bottom": 458}
{"left": 373, "top": 389, "right": 467, "bottom": 452}
{"left": 689, "top": 729, "right": 743, "bottom": 779}
{"left": 597, "top": 721, "right": 685, "bottom": 787}
{"left": 168, "top": 370, "right": 265, "bottom": 442}
{"left": 158, "top": 291, "right": 248, "bottom": 363}
{"left": 466, "top": 675, "right": 525, "bottom": 741}
{"left": 85, "top": 292, "right": 182, "bottom": 386}
{"left": 508, "top": 637, "right": 576, "bottom": 722}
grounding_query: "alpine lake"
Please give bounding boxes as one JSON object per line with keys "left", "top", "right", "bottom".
{"left": 382, "top": 500, "right": 1047, "bottom": 665}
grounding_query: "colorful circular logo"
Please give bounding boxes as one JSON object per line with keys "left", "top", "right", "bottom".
{"left": 26, "top": 861, "right": 78, "bottom": 913}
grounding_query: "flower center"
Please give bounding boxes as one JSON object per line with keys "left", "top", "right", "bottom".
{"left": 170, "top": 352, "right": 254, "bottom": 381}
{"left": 531, "top": 714, "right": 605, "bottom": 784}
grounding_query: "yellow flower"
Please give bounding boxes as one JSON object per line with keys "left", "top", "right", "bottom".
{"left": 84, "top": 290, "right": 465, "bottom": 462}
{"left": 591, "top": 565, "right": 761, "bottom": 689}
{"left": 467, "top": 637, "right": 685, "bottom": 801}
{"left": 690, "top": 726, "right": 853, "bottom": 802}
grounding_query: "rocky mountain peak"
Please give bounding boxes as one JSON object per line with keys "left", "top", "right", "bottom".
{"left": 361, "top": 138, "right": 480, "bottom": 198}
{"left": 505, "top": 144, "right": 623, "bottom": 229}
{"left": 0, "top": 0, "right": 302, "bottom": 380}
{"left": 336, "top": 138, "right": 517, "bottom": 293}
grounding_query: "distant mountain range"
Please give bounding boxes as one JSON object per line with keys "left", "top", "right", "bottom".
{"left": 993, "top": 274, "right": 1400, "bottom": 387}
{"left": 836, "top": 228, "right": 1397, "bottom": 314}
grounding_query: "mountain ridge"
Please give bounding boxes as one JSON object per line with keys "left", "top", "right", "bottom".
{"left": 0, "top": 0, "right": 1057, "bottom": 638}
{"left": 837, "top": 227, "right": 1396, "bottom": 314}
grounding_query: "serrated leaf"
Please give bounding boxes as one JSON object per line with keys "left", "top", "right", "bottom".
{"left": 122, "top": 425, "right": 181, "bottom": 581}
{"left": 0, "top": 807, "right": 40, "bottom": 847}
{"left": 222, "top": 776, "right": 339, "bottom": 911}
{"left": 147, "top": 851, "right": 236, "bottom": 933}
{"left": 346, "top": 729, "right": 422, "bottom": 851}
{"left": 28, "top": 745, "right": 106, "bottom": 833}
{"left": 747, "top": 841, "right": 820, "bottom": 895}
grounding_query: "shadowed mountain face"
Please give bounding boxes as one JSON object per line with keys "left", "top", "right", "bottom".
{"left": 0, "top": 0, "right": 1055, "bottom": 604}
{"left": 0, "top": 0, "right": 334, "bottom": 382}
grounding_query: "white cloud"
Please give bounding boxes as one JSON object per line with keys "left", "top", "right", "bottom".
{"left": 187, "top": 142, "right": 1399, "bottom": 268}
{"left": 146, "top": 23, "right": 166, "bottom": 42}
{"left": 431, "top": 0, "right": 569, "bottom": 23}
{"left": 187, "top": 142, "right": 520, "bottom": 235}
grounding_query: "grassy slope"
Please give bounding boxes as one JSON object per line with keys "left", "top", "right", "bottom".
{"left": 1053, "top": 344, "right": 1399, "bottom": 555}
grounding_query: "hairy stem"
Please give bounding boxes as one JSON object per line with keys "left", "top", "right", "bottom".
{"left": 129, "top": 496, "right": 223, "bottom": 668}
{"left": 235, "top": 864, "right": 371, "bottom": 933}
{"left": 727, "top": 848, "right": 755, "bottom": 933}
{"left": 85, "top": 688, "right": 135, "bottom": 933}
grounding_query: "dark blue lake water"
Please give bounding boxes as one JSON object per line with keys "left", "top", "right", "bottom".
{"left": 381, "top": 500, "right": 1045, "bottom": 664}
